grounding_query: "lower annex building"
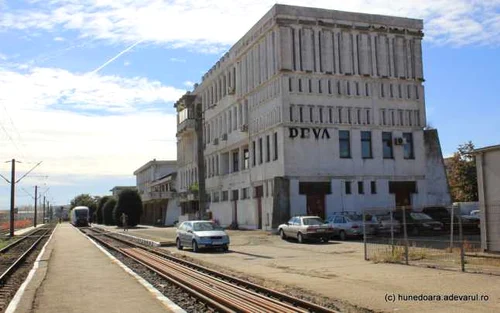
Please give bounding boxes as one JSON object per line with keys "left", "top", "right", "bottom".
{"left": 175, "top": 4, "right": 451, "bottom": 230}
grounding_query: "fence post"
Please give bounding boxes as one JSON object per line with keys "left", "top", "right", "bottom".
{"left": 363, "top": 207, "right": 367, "bottom": 261}
{"left": 390, "top": 210, "right": 395, "bottom": 255}
{"left": 450, "top": 204, "right": 454, "bottom": 252}
{"left": 457, "top": 203, "right": 465, "bottom": 272}
{"left": 402, "top": 206, "right": 409, "bottom": 265}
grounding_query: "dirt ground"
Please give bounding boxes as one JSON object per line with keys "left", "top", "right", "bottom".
{"left": 98, "top": 225, "right": 500, "bottom": 313}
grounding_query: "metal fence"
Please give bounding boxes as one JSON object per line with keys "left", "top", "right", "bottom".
{"left": 362, "top": 205, "right": 500, "bottom": 275}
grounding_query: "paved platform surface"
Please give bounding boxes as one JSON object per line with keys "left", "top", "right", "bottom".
{"left": 12, "top": 223, "right": 177, "bottom": 313}
{"left": 99, "top": 223, "right": 500, "bottom": 313}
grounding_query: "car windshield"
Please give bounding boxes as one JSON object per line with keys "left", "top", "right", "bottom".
{"left": 410, "top": 213, "right": 433, "bottom": 220}
{"left": 345, "top": 214, "right": 363, "bottom": 221}
{"left": 302, "top": 218, "right": 324, "bottom": 225}
{"left": 192, "top": 222, "right": 221, "bottom": 231}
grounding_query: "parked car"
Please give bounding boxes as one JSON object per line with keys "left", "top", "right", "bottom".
{"left": 422, "top": 206, "right": 479, "bottom": 233}
{"left": 370, "top": 213, "right": 401, "bottom": 235}
{"left": 278, "top": 216, "right": 335, "bottom": 243}
{"left": 392, "top": 211, "right": 443, "bottom": 236}
{"left": 325, "top": 213, "right": 376, "bottom": 240}
{"left": 176, "top": 220, "right": 230, "bottom": 252}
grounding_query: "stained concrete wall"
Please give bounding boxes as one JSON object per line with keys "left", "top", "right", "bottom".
{"left": 423, "top": 129, "right": 452, "bottom": 207}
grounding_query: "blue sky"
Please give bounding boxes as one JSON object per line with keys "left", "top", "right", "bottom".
{"left": 0, "top": 0, "right": 499, "bottom": 209}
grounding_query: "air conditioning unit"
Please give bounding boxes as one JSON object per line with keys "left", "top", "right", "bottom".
{"left": 240, "top": 124, "right": 248, "bottom": 132}
{"left": 228, "top": 87, "right": 236, "bottom": 95}
{"left": 221, "top": 133, "right": 228, "bottom": 141}
{"left": 394, "top": 137, "right": 406, "bottom": 145}
{"left": 213, "top": 138, "right": 219, "bottom": 145}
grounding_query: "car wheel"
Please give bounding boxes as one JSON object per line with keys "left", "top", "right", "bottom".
{"left": 192, "top": 240, "right": 199, "bottom": 253}
{"left": 297, "top": 232, "right": 304, "bottom": 244}
{"left": 321, "top": 237, "right": 329, "bottom": 243}
{"left": 222, "top": 245, "right": 229, "bottom": 252}
{"left": 176, "top": 238, "right": 183, "bottom": 250}
{"left": 279, "top": 229, "right": 287, "bottom": 240}
{"left": 411, "top": 227, "right": 420, "bottom": 236}
{"left": 339, "top": 230, "right": 346, "bottom": 241}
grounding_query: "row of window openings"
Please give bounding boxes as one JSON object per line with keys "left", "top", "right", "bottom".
{"left": 290, "top": 105, "right": 371, "bottom": 125}
{"left": 206, "top": 133, "right": 278, "bottom": 177}
{"left": 288, "top": 77, "right": 419, "bottom": 100}
{"left": 341, "top": 131, "right": 414, "bottom": 159}
{"left": 380, "top": 109, "right": 420, "bottom": 127}
{"left": 206, "top": 103, "right": 249, "bottom": 143}
{"left": 181, "top": 169, "right": 197, "bottom": 190}
{"left": 202, "top": 67, "right": 237, "bottom": 109}
{"left": 345, "top": 181, "right": 377, "bottom": 195}
{"left": 209, "top": 181, "right": 378, "bottom": 201}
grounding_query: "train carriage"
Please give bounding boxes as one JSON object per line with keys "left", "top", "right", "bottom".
{"left": 70, "top": 206, "right": 89, "bottom": 227}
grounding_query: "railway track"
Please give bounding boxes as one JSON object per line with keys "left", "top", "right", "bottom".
{"left": 0, "top": 226, "right": 53, "bottom": 311}
{"left": 82, "top": 227, "right": 339, "bottom": 313}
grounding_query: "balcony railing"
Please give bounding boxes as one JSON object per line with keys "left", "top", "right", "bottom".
{"left": 177, "top": 118, "right": 195, "bottom": 135}
{"left": 141, "top": 191, "right": 175, "bottom": 202}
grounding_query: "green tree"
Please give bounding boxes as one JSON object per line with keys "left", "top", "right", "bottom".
{"left": 447, "top": 141, "right": 478, "bottom": 202}
{"left": 113, "top": 189, "right": 143, "bottom": 227}
{"left": 103, "top": 198, "right": 117, "bottom": 225}
{"left": 96, "top": 196, "right": 111, "bottom": 224}
{"left": 70, "top": 194, "right": 98, "bottom": 220}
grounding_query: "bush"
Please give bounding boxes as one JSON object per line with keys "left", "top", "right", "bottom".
{"left": 114, "top": 189, "right": 143, "bottom": 227}
{"left": 96, "top": 196, "right": 111, "bottom": 224}
{"left": 103, "top": 198, "right": 117, "bottom": 225}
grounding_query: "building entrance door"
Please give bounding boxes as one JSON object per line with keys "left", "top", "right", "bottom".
{"left": 306, "top": 194, "right": 325, "bottom": 219}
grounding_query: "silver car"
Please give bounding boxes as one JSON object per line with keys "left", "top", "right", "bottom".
{"left": 371, "top": 214, "right": 401, "bottom": 235}
{"left": 176, "top": 220, "right": 230, "bottom": 252}
{"left": 278, "top": 216, "right": 335, "bottom": 243}
{"left": 326, "top": 213, "right": 376, "bottom": 240}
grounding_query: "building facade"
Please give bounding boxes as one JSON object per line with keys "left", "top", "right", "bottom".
{"left": 133, "top": 159, "right": 179, "bottom": 225}
{"left": 474, "top": 145, "right": 500, "bottom": 252}
{"left": 175, "top": 4, "right": 450, "bottom": 230}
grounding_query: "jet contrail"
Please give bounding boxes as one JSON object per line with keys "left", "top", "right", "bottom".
{"left": 89, "top": 39, "right": 143, "bottom": 74}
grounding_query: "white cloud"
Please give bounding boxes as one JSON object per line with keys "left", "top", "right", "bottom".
{"left": 183, "top": 80, "right": 195, "bottom": 88}
{"left": 0, "top": 0, "right": 498, "bottom": 51}
{"left": 53, "top": 36, "right": 65, "bottom": 41}
{"left": 123, "top": 60, "right": 130, "bottom": 66}
{"left": 0, "top": 53, "right": 6, "bottom": 61}
{"left": 0, "top": 65, "right": 183, "bottom": 182}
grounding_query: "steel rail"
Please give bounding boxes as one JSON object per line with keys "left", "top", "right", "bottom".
{"left": 86, "top": 232, "right": 237, "bottom": 313}
{"left": 0, "top": 228, "right": 51, "bottom": 284}
{"left": 129, "top": 248, "right": 307, "bottom": 313}
{"left": 85, "top": 228, "right": 339, "bottom": 313}
{"left": 103, "top": 231, "right": 338, "bottom": 313}
{"left": 0, "top": 227, "right": 49, "bottom": 254}
{"left": 122, "top": 247, "right": 278, "bottom": 313}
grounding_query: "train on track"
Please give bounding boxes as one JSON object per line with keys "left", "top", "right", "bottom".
{"left": 70, "top": 206, "right": 90, "bottom": 227}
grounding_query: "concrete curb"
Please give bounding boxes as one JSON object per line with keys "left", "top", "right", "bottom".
{"left": 93, "top": 225, "right": 175, "bottom": 247}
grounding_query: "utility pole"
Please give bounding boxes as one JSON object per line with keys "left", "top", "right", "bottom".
{"left": 9, "top": 159, "right": 15, "bottom": 237}
{"left": 34, "top": 186, "right": 38, "bottom": 227}
{"left": 43, "top": 196, "right": 46, "bottom": 223}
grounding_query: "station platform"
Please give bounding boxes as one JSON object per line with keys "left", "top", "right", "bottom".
{"left": 9, "top": 223, "right": 184, "bottom": 313}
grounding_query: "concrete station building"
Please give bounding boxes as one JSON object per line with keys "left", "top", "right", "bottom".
{"left": 175, "top": 4, "right": 451, "bottom": 230}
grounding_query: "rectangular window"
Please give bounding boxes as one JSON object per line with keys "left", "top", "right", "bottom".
{"left": 328, "top": 80, "right": 332, "bottom": 94}
{"left": 299, "top": 106, "right": 303, "bottom": 122}
{"left": 318, "top": 79, "right": 322, "bottom": 93}
{"left": 289, "top": 106, "right": 293, "bottom": 122}
{"left": 319, "top": 107, "right": 323, "bottom": 123}
{"left": 298, "top": 79, "right": 302, "bottom": 92}
{"left": 356, "top": 82, "right": 360, "bottom": 96}
{"left": 339, "top": 130, "right": 351, "bottom": 158}
{"left": 329, "top": 108, "right": 333, "bottom": 123}
{"left": 380, "top": 83, "right": 385, "bottom": 97}
{"left": 390, "top": 84, "right": 394, "bottom": 98}
{"left": 243, "top": 148, "right": 249, "bottom": 169}
{"left": 338, "top": 107, "right": 343, "bottom": 123}
{"left": 266, "top": 135, "right": 270, "bottom": 162}
{"left": 232, "top": 189, "right": 239, "bottom": 201}
{"left": 361, "top": 131, "right": 372, "bottom": 158}
{"left": 259, "top": 138, "right": 263, "bottom": 164}
{"left": 366, "top": 110, "right": 371, "bottom": 125}
{"left": 232, "top": 150, "right": 239, "bottom": 172}
{"left": 242, "top": 187, "right": 249, "bottom": 199}
{"left": 345, "top": 181, "right": 352, "bottom": 194}
{"left": 289, "top": 77, "right": 293, "bottom": 92}
{"left": 358, "top": 181, "right": 364, "bottom": 194}
{"left": 370, "top": 181, "right": 377, "bottom": 194}
{"left": 382, "top": 132, "right": 393, "bottom": 159}
{"left": 308, "top": 79, "right": 312, "bottom": 93}
{"left": 365, "top": 83, "right": 370, "bottom": 96}
{"left": 309, "top": 106, "right": 313, "bottom": 123}
{"left": 252, "top": 141, "right": 256, "bottom": 166}
{"left": 273, "top": 132, "right": 278, "bottom": 160}
{"left": 347, "top": 81, "right": 351, "bottom": 95}
{"left": 403, "top": 132, "right": 414, "bottom": 159}
{"left": 222, "top": 191, "right": 228, "bottom": 201}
